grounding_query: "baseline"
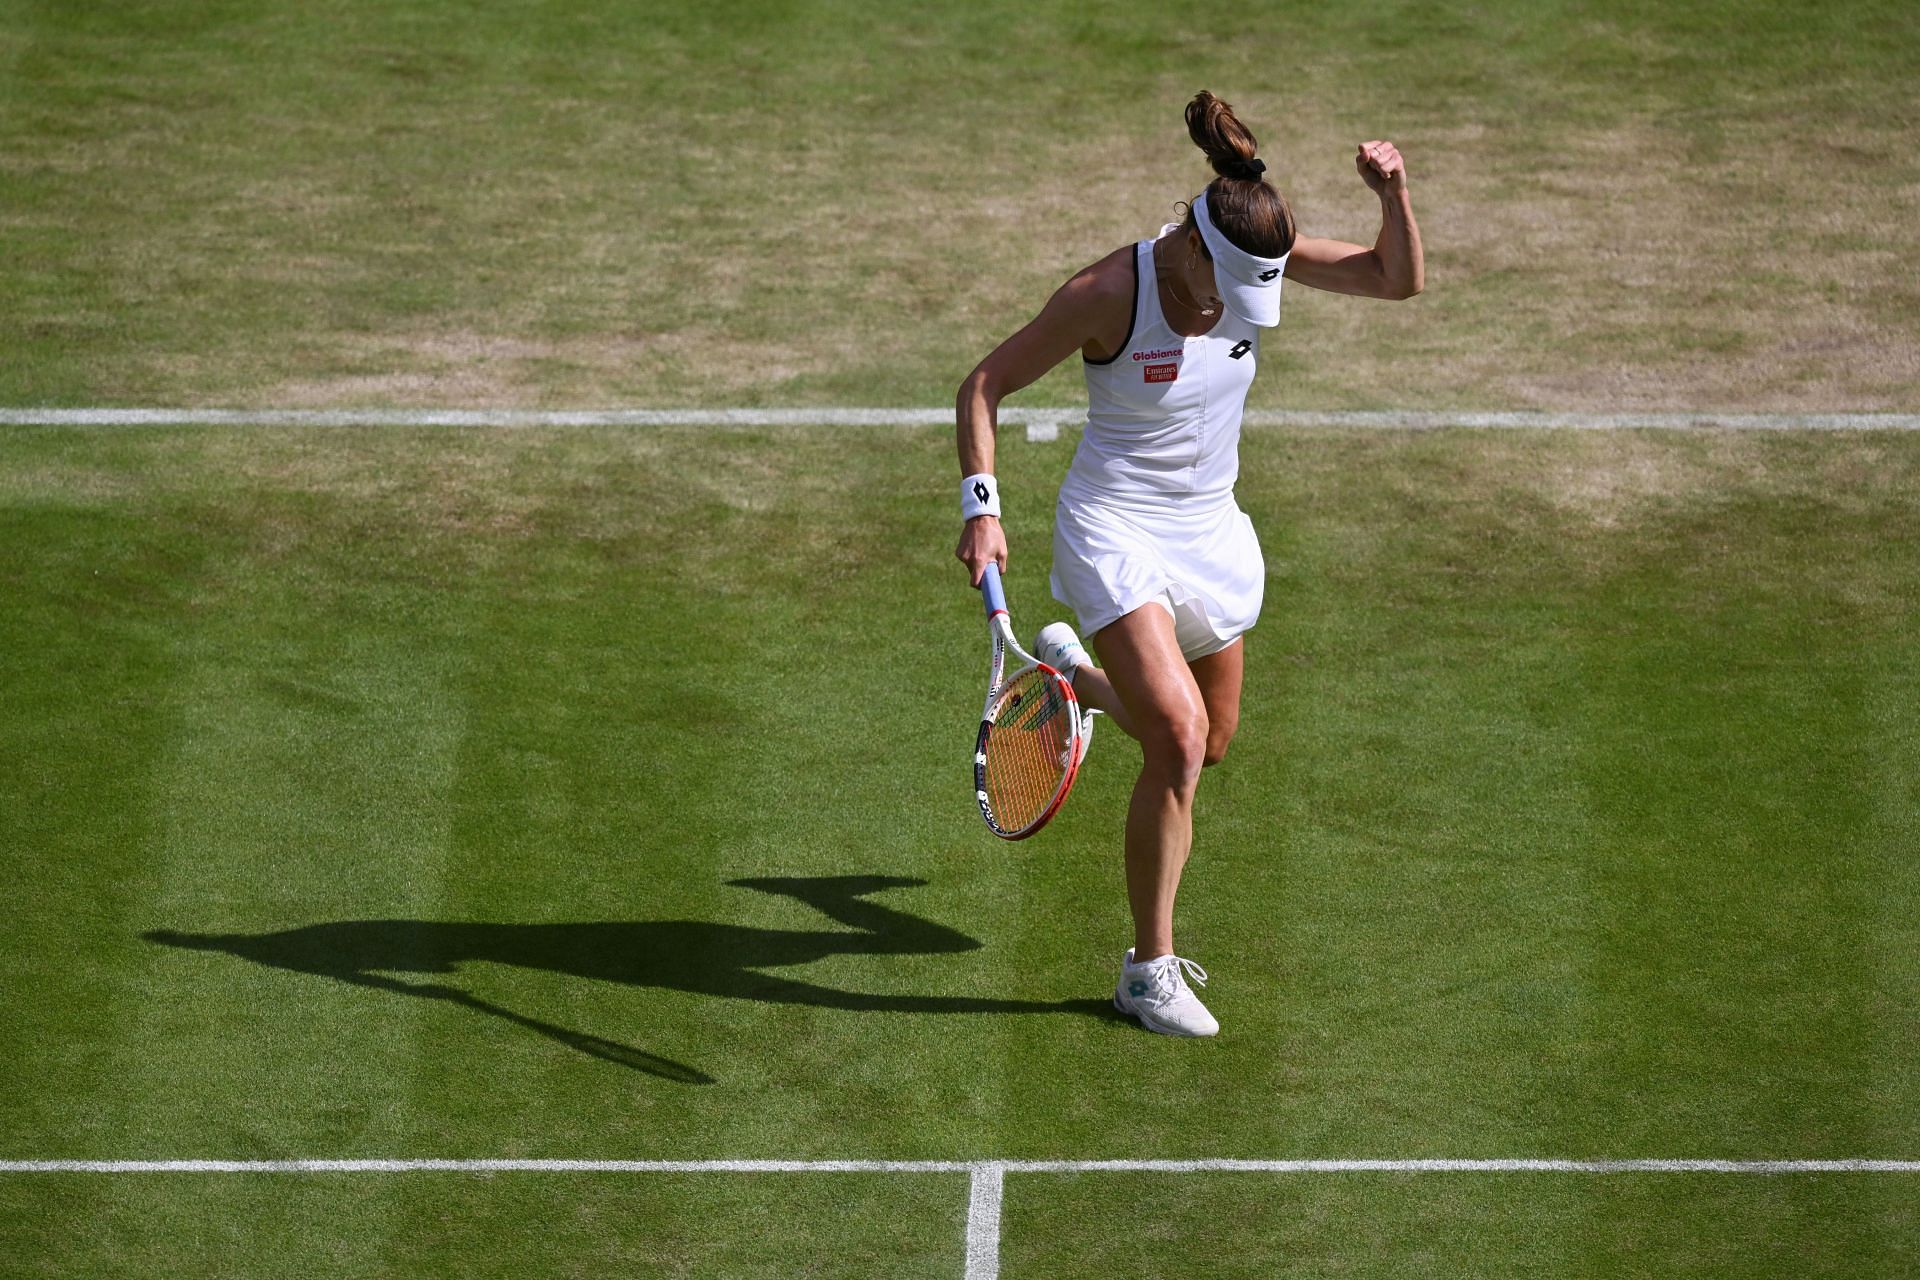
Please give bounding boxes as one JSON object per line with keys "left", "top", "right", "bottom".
{"left": 7, "top": 1158, "right": 1913, "bottom": 1280}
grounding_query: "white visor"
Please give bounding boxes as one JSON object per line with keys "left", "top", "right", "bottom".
{"left": 1193, "top": 191, "right": 1289, "bottom": 328}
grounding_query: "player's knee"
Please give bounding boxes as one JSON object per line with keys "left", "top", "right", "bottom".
{"left": 1144, "top": 709, "right": 1209, "bottom": 789}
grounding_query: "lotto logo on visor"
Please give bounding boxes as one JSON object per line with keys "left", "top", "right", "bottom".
{"left": 1194, "top": 191, "right": 1289, "bottom": 328}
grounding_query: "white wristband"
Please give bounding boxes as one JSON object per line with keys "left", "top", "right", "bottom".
{"left": 961, "top": 472, "right": 1001, "bottom": 520}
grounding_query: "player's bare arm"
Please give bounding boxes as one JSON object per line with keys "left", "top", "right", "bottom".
{"left": 954, "top": 249, "right": 1133, "bottom": 585}
{"left": 1283, "top": 140, "right": 1425, "bottom": 301}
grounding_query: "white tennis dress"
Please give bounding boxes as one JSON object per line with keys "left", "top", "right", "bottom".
{"left": 1050, "top": 227, "right": 1272, "bottom": 658}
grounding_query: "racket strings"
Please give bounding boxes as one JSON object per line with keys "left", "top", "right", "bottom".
{"left": 982, "top": 670, "right": 1076, "bottom": 832}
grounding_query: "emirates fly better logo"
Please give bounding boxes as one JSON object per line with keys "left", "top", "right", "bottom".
{"left": 1135, "top": 345, "right": 1183, "bottom": 385}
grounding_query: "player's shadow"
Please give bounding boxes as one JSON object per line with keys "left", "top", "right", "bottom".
{"left": 144, "top": 875, "right": 1112, "bottom": 1085}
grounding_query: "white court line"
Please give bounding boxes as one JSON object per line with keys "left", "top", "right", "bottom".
{"left": 964, "top": 1163, "right": 1004, "bottom": 1280}
{"left": 5, "top": 407, "right": 1920, "bottom": 444}
{"left": 4, "top": 1157, "right": 1916, "bottom": 1174}
{"left": 1000, "top": 1158, "right": 1920, "bottom": 1173}
{"left": 7, "top": 1157, "right": 1913, "bottom": 1280}
{"left": 1246, "top": 410, "right": 1920, "bottom": 432}
{"left": 0, "top": 1158, "right": 968, "bottom": 1173}
{"left": 0, "top": 408, "right": 967, "bottom": 428}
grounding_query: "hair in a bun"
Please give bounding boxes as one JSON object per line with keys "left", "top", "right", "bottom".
{"left": 1187, "top": 91, "right": 1260, "bottom": 178}
{"left": 1183, "top": 91, "right": 1294, "bottom": 258}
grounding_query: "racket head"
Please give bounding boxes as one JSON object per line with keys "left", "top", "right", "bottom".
{"left": 974, "top": 660, "right": 1083, "bottom": 840}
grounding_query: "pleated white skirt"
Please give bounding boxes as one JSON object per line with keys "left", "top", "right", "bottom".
{"left": 1049, "top": 492, "right": 1264, "bottom": 661}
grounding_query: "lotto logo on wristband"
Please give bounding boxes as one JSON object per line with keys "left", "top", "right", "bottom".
{"left": 1144, "top": 363, "right": 1178, "bottom": 384}
{"left": 961, "top": 472, "right": 1001, "bottom": 519}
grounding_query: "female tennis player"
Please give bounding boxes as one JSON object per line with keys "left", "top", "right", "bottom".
{"left": 954, "top": 91, "right": 1424, "bottom": 1036}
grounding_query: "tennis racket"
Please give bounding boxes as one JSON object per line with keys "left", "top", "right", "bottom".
{"left": 973, "top": 562, "right": 1086, "bottom": 840}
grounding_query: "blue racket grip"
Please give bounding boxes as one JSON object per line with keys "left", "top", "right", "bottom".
{"left": 979, "top": 562, "right": 1008, "bottom": 618}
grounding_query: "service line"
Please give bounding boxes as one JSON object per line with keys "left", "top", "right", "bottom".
{"left": 5, "top": 1157, "right": 1917, "bottom": 1174}
{"left": 5, "top": 407, "right": 1920, "bottom": 445}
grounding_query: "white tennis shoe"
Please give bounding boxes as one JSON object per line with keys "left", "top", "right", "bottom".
{"left": 1034, "top": 622, "right": 1097, "bottom": 769}
{"left": 1033, "top": 622, "right": 1091, "bottom": 679}
{"left": 1114, "top": 948, "right": 1219, "bottom": 1037}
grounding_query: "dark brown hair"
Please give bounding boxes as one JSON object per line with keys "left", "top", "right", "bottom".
{"left": 1183, "top": 90, "right": 1295, "bottom": 258}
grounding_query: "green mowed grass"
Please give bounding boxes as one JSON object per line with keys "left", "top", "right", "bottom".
{"left": 1007, "top": 1171, "right": 1919, "bottom": 1277}
{"left": 2, "top": 424, "right": 1917, "bottom": 1276}
{"left": 7, "top": 0, "right": 1918, "bottom": 1272}
{"left": 3, "top": 0, "right": 1917, "bottom": 409}
{"left": 0, "top": 1171, "right": 972, "bottom": 1278}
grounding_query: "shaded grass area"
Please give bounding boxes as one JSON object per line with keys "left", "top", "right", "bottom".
{"left": 1, "top": 425, "right": 1917, "bottom": 1275}
{"left": 2, "top": 0, "right": 1917, "bottom": 409}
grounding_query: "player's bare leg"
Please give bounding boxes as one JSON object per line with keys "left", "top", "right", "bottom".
{"left": 1035, "top": 621, "right": 1139, "bottom": 738}
{"left": 1091, "top": 602, "right": 1219, "bottom": 1035}
{"left": 1188, "top": 638, "right": 1244, "bottom": 766}
{"left": 1089, "top": 603, "right": 1208, "bottom": 962}
{"left": 1067, "top": 636, "right": 1238, "bottom": 754}
{"left": 1070, "top": 664, "right": 1138, "bottom": 739}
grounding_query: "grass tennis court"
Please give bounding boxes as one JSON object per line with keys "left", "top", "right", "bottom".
{"left": 4, "top": 0, "right": 1919, "bottom": 1274}
{"left": 5, "top": 0, "right": 1918, "bottom": 411}
{"left": 4, "top": 422, "right": 1918, "bottom": 1275}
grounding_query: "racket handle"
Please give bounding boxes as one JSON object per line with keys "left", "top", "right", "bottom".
{"left": 979, "top": 562, "right": 1008, "bottom": 619}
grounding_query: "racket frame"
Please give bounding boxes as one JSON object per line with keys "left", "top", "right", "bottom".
{"left": 974, "top": 563, "right": 1084, "bottom": 840}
